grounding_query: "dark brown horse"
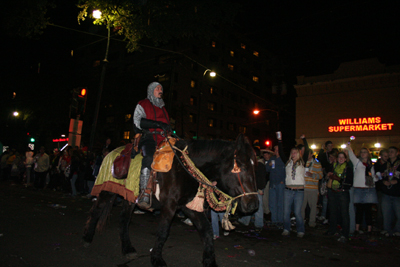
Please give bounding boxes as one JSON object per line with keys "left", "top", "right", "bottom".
{"left": 83, "top": 134, "right": 259, "bottom": 267}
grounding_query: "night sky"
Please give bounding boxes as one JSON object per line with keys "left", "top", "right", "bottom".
{"left": 236, "top": 0, "right": 400, "bottom": 76}
{"left": 1, "top": 0, "right": 399, "bottom": 149}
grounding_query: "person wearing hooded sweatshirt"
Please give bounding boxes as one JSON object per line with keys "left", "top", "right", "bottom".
{"left": 133, "top": 82, "right": 170, "bottom": 209}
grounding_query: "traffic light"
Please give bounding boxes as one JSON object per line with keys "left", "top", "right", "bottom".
{"left": 70, "top": 87, "right": 87, "bottom": 118}
{"left": 265, "top": 140, "right": 271, "bottom": 149}
{"left": 30, "top": 137, "right": 35, "bottom": 142}
{"left": 77, "top": 87, "right": 87, "bottom": 116}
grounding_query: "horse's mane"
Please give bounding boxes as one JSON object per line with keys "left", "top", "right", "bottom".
{"left": 175, "top": 139, "right": 234, "bottom": 162}
{"left": 174, "top": 137, "right": 254, "bottom": 184}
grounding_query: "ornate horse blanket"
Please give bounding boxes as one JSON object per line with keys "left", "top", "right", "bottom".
{"left": 91, "top": 146, "right": 142, "bottom": 203}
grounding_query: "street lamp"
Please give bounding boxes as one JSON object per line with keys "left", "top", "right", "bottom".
{"left": 13, "top": 111, "right": 19, "bottom": 117}
{"left": 195, "top": 69, "right": 216, "bottom": 140}
{"left": 93, "top": 10, "right": 102, "bottom": 19}
{"left": 89, "top": 9, "right": 111, "bottom": 152}
{"left": 253, "top": 108, "right": 280, "bottom": 129}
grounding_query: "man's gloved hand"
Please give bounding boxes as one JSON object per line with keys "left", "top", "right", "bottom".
{"left": 140, "top": 118, "right": 171, "bottom": 132}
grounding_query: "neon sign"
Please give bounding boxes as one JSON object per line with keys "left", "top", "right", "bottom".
{"left": 329, "top": 117, "right": 394, "bottom": 132}
{"left": 53, "top": 138, "right": 69, "bottom": 142}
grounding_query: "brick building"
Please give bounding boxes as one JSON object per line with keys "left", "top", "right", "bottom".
{"left": 295, "top": 58, "right": 400, "bottom": 157}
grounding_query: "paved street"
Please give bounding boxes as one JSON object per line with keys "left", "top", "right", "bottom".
{"left": 1, "top": 181, "right": 399, "bottom": 267}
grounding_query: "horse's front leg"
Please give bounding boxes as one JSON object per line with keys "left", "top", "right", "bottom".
{"left": 120, "top": 199, "right": 137, "bottom": 259}
{"left": 151, "top": 199, "right": 177, "bottom": 267}
{"left": 182, "top": 207, "right": 217, "bottom": 267}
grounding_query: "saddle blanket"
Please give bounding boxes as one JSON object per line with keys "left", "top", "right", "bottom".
{"left": 91, "top": 146, "right": 142, "bottom": 203}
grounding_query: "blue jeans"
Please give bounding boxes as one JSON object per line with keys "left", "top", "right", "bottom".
{"left": 269, "top": 183, "right": 285, "bottom": 224}
{"left": 283, "top": 188, "right": 305, "bottom": 233}
{"left": 211, "top": 210, "right": 224, "bottom": 237}
{"left": 238, "top": 193, "right": 264, "bottom": 228}
{"left": 349, "top": 187, "right": 356, "bottom": 234}
{"left": 321, "top": 194, "right": 328, "bottom": 218}
{"left": 70, "top": 174, "right": 78, "bottom": 196}
{"left": 381, "top": 193, "right": 400, "bottom": 235}
{"left": 328, "top": 189, "right": 350, "bottom": 237}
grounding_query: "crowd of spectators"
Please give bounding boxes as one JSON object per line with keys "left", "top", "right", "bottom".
{"left": 211, "top": 133, "right": 400, "bottom": 243}
{"left": 0, "top": 144, "right": 105, "bottom": 199}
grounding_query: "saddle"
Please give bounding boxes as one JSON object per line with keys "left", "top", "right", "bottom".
{"left": 151, "top": 138, "right": 177, "bottom": 172}
{"left": 138, "top": 137, "right": 177, "bottom": 210}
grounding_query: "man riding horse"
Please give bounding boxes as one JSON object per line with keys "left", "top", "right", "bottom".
{"left": 133, "top": 82, "right": 170, "bottom": 209}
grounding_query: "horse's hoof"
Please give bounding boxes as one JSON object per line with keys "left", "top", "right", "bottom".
{"left": 125, "top": 252, "right": 138, "bottom": 260}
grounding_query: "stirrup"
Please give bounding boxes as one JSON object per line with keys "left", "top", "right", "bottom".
{"left": 137, "top": 191, "right": 152, "bottom": 210}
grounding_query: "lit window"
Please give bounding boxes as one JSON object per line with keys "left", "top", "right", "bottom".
{"left": 239, "top": 126, "right": 247, "bottom": 134}
{"left": 125, "top": 114, "right": 132, "bottom": 122}
{"left": 211, "top": 41, "right": 216, "bottom": 48}
{"left": 123, "top": 131, "right": 130, "bottom": 139}
{"left": 241, "top": 43, "right": 246, "bottom": 49}
{"left": 189, "top": 114, "right": 197, "bottom": 123}
{"left": 207, "top": 119, "right": 214, "bottom": 127}
{"left": 190, "top": 96, "right": 197, "bottom": 106}
{"left": 209, "top": 87, "right": 214, "bottom": 94}
{"left": 253, "top": 51, "right": 259, "bottom": 57}
{"left": 191, "top": 80, "right": 196, "bottom": 88}
{"left": 228, "top": 64, "right": 234, "bottom": 71}
{"left": 207, "top": 102, "right": 215, "bottom": 111}
{"left": 230, "top": 51, "right": 235, "bottom": 57}
{"left": 252, "top": 76, "right": 259, "bottom": 82}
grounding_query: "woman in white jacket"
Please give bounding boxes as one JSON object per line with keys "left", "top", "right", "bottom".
{"left": 346, "top": 146, "right": 377, "bottom": 235}
{"left": 279, "top": 141, "right": 306, "bottom": 237}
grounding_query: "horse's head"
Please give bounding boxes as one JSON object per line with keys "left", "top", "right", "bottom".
{"left": 219, "top": 134, "right": 259, "bottom": 214}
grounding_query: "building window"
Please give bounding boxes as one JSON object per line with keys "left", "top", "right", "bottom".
{"left": 239, "top": 126, "right": 247, "bottom": 134}
{"left": 189, "top": 114, "right": 197, "bottom": 123}
{"left": 253, "top": 76, "right": 259, "bottom": 82}
{"left": 207, "top": 102, "right": 215, "bottom": 111}
{"left": 228, "top": 123, "right": 235, "bottom": 131}
{"left": 191, "top": 63, "right": 198, "bottom": 71}
{"left": 123, "top": 131, "right": 130, "bottom": 139}
{"left": 209, "top": 87, "right": 214, "bottom": 94}
{"left": 253, "top": 51, "right": 259, "bottom": 57}
{"left": 211, "top": 41, "right": 216, "bottom": 48}
{"left": 125, "top": 114, "right": 132, "bottom": 122}
{"left": 190, "top": 96, "right": 197, "bottom": 106}
{"left": 228, "top": 64, "right": 234, "bottom": 71}
{"left": 190, "top": 80, "right": 196, "bottom": 88}
{"left": 230, "top": 50, "right": 235, "bottom": 57}
{"left": 227, "top": 92, "right": 237, "bottom": 102}
{"left": 241, "top": 43, "right": 246, "bottom": 49}
{"left": 207, "top": 118, "right": 215, "bottom": 127}
{"left": 106, "top": 116, "right": 114, "bottom": 123}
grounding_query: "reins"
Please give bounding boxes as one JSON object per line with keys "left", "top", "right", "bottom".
{"left": 170, "top": 143, "right": 258, "bottom": 231}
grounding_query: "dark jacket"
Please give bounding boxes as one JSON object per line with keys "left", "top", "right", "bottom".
{"left": 255, "top": 159, "right": 268, "bottom": 190}
{"left": 326, "top": 162, "right": 354, "bottom": 191}
{"left": 380, "top": 158, "right": 400, "bottom": 197}
{"left": 317, "top": 149, "right": 331, "bottom": 171}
